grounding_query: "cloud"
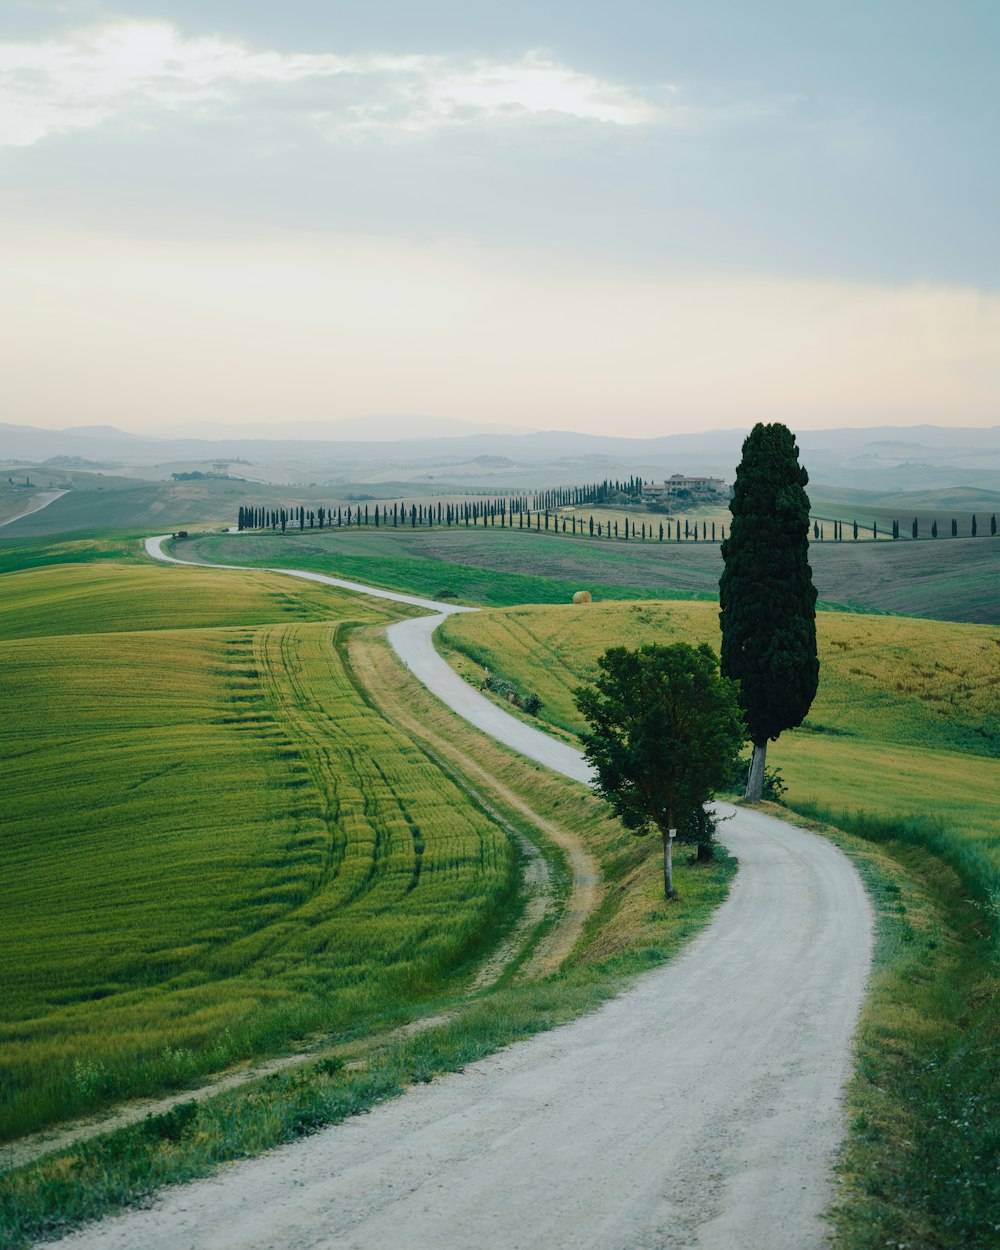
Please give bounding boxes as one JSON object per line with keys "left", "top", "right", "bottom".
{"left": 0, "top": 20, "right": 665, "bottom": 147}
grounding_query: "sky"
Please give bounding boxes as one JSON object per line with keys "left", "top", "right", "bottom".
{"left": 1, "top": 1, "right": 998, "bottom": 437}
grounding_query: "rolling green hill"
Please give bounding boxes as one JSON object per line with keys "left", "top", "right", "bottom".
{"left": 439, "top": 598, "right": 1000, "bottom": 891}
{"left": 180, "top": 524, "right": 1000, "bottom": 624}
{"left": 0, "top": 561, "right": 516, "bottom": 1141}
{"left": 810, "top": 483, "right": 1000, "bottom": 538}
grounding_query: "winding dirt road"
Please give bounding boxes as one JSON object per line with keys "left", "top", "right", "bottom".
{"left": 66, "top": 536, "right": 875, "bottom": 1250}
{"left": 0, "top": 488, "right": 69, "bottom": 528}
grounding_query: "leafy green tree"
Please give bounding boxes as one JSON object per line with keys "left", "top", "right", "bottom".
{"left": 574, "top": 643, "right": 745, "bottom": 898}
{"left": 719, "top": 423, "right": 819, "bottom": 801}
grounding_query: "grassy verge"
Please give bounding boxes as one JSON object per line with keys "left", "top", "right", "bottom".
{"left": 764, "top": 802, "right": 998, "bottom": 1250}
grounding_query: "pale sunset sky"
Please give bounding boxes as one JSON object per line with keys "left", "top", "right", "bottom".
{"left": 1, "top": 1, "right": 998, "bottom": 436}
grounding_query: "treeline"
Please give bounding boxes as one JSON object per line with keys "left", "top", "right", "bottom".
{"left": 817, "top": 515, "right": 999, "bottom": 541}
{"left": 237, "top": 498, "right": 726, "bottom": 543}
{"left": 237, "top": 496, "right": 998, "bottom": 545}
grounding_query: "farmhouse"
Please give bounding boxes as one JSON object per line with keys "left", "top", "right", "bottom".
{"left": 642, "top": 474, "right": 727, "bottom": 502}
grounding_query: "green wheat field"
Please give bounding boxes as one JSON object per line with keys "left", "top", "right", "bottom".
{"left": 0, "top": 558, "right": 516, "bottom": 1141}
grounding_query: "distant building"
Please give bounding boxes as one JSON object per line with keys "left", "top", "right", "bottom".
{"left": 212, "top": 462, "right": 231, "bottom": 476}
{"left": 642, "top": 474, "right": 727, "bottom": 501}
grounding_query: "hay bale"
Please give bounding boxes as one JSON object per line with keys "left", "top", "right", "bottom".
{"left": 572, "top": 590, "right": 593, "bottom": 604}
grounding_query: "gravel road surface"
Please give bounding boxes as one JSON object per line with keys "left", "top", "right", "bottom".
{"left": 91, "top": 536, "right": 875, "bottom": 1250}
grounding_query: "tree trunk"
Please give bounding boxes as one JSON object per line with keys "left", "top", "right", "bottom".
{"left": 662, "top": 824, "right": 675, "bottom": 899}
{"left": 696, "top": 841, "right": 713, "bottom": 863}
{"left": 745, "top": 740, "right": 768, "bottom": 801}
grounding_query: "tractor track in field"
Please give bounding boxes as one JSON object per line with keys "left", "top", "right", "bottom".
{"left": 34, "top": 537, "right": 873, "bottom": 1250}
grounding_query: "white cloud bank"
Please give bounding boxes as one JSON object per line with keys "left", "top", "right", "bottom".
{"left": 0, "top": 20, "right": 665, "bottom": 147}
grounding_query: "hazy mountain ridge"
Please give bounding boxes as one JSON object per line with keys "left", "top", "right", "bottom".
{"left": 3, "top": 422, "right": 1000, "bottom": 492}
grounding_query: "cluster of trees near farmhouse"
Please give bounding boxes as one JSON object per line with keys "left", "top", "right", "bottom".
{"left": 577, "top": 424, "right": 819, "bottom": 898}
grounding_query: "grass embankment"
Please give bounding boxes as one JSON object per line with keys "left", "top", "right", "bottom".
{"left": 441, "top": 599, "right": 1000, "bottom": 1249}
{"left": 790, "top": 807, "right": 998, "bottom": 1250}
{"left": 180, "top": 524, "right": 1000, "bottom": 623}
{"left": 0, "top": 562, "right": 519, "bottom": 1145}
{"left": 0, "top": 597, "right": 735, "bottom": 1247}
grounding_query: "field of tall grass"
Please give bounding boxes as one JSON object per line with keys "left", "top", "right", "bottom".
{"left": 440, "top": 600, "right": 1000, "bottom": 913}
{"left": 0, "top": 562, "right": 517, "bottom": 1142}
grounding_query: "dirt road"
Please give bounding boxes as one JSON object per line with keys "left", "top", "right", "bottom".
{"left": 0, "top": 488, "right": 69, "bottom": 528}
{"left": 91, "top": 537, "right": 875, "bottom": 1250}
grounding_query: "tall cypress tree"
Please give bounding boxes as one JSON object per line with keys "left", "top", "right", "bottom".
{"left": 719, "top": 423, "right": 819, "bottom": 801}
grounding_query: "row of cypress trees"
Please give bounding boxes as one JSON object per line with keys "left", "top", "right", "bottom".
{"left": 237, "top": 478, "right": 648, "bottom": 533}
{"left": 816, "top": 517, "right": 998, "bottom": 541}
{"left": 898, "top": 515, "right": 996, "bottom": 539}
{"left": 236, "top": 500, "right": 727, "bottom": 542}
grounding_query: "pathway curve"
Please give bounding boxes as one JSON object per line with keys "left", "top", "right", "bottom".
{"left": 0, "top": 488, "right": 69, "bottom": 528}
{"left": 68, "top": 535, "right": 876, "bottom": 1250}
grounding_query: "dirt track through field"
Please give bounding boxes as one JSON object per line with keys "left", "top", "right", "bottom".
{"left": 56, "top": 538, "right": 875, "bottom": 1250}
{"left": 0, "top": 488, "right": 69, "bottom": 528}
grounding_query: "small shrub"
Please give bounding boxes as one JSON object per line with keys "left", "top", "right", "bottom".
{"left": 142, "top": 1100, "right": 199, "bottom": 1143}
{"left": 731, "top": 755, "right": 788, "bottom": 802}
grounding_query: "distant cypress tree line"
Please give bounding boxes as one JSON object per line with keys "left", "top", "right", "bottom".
{"left": 235, "top": 495, "right": 998, "bottom": 547}
{"left": 806, "top": 513, "right": 997, "bottom": 542}
{"left": 235, "top": 479, "right": 738, "bottom": 545}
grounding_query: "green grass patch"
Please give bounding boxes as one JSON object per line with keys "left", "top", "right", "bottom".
{"left": 439, "top": 600, "right": 1000, "bottom": 762}
{"left": 0, "top": 532, "right": 146, "bottom": 576}
{"left": 0, "top": 561, "right": 402, "bottom": 640}
{"left": 0, "top": 622, "right": 735, "bottom": 1248}
{"left": 183, "top": 521, "right": 1000, "bottom": 624}
{"left": 0, "top": 566, "right": 516, "bottom": 1143}
{"left": 180, "top": 528, "right": 723, "bottom": 607}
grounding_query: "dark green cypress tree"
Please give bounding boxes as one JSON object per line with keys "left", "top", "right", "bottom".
{"left": 719, "top": 423, "right": 819, "bottom": 801}
{"left": 992, "top": 513, "right": 997, "bottom": 536}
{"left": 972, "top": 514, "right": 978, "bottom": 536}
